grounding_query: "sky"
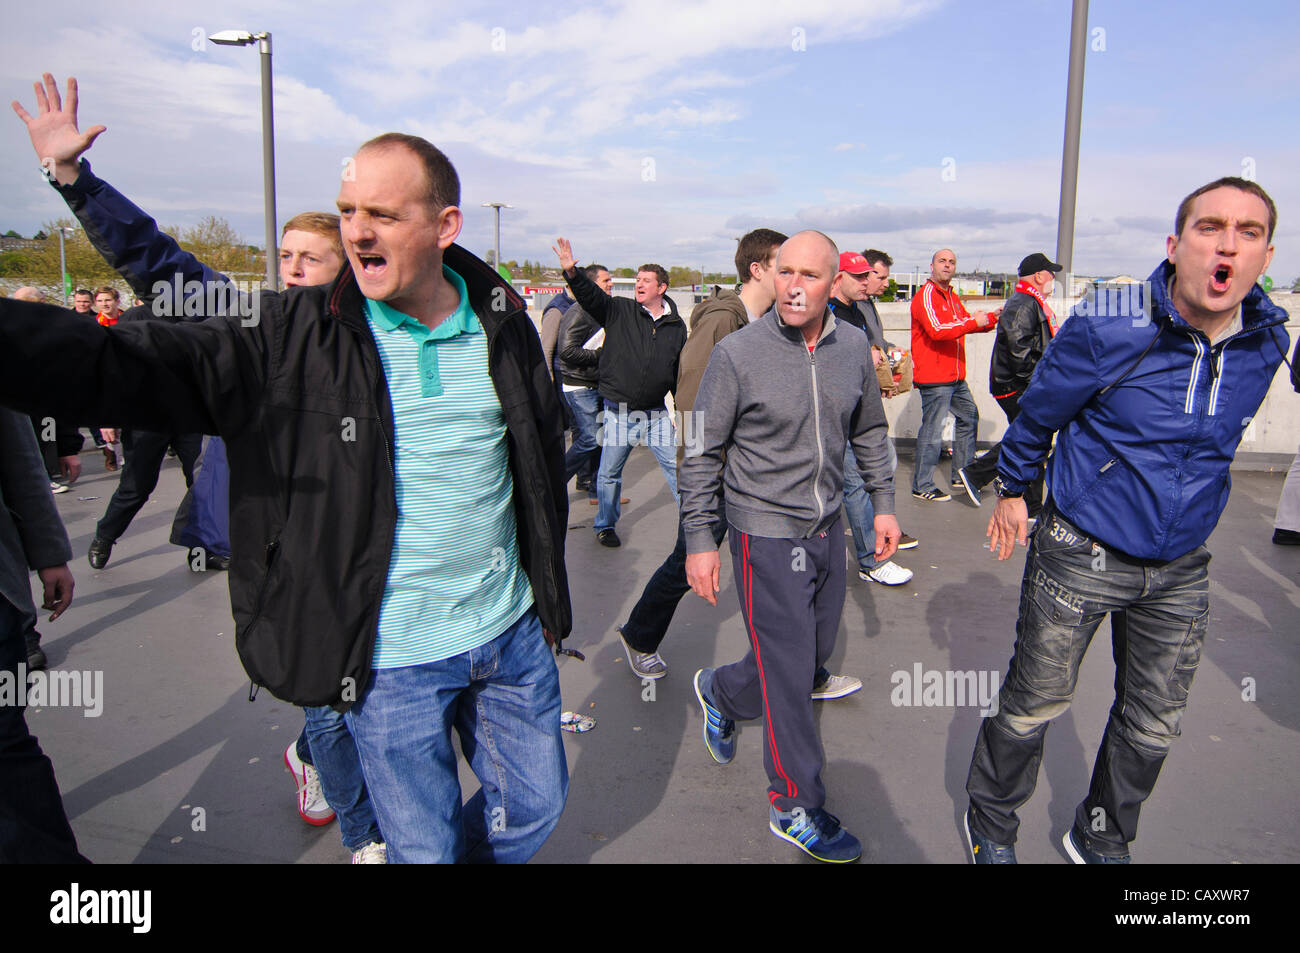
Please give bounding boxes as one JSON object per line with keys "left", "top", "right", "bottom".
{"left": 2, "top": 0, "right": 1297, "bottom": 284}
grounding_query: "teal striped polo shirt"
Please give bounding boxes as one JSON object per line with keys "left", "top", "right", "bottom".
{"left": 365, "top": 265, "right": 534, "bottom": 669}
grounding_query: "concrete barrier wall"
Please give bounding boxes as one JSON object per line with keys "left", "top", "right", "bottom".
{"left": 532, "top": 292, "right": 1298, "bottom": 470}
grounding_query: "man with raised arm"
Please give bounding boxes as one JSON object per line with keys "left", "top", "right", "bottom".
{"left": 553, "top": 237, "right": 686, "bottom": 547}
{"left": 3, "top": 76, "right": 573, "bottom": 864}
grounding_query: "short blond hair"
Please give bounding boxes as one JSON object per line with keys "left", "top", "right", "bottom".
{"left": 282, "top": 212, "right": 343, "bottom": 259}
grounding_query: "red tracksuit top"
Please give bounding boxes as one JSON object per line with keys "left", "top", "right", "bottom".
{"left": 909, "top": 279, "right": 989, "bottom": 385}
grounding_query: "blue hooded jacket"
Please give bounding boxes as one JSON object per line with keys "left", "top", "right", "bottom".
{"left": 999, "top": 260, "right": 1290, "bottom": 561}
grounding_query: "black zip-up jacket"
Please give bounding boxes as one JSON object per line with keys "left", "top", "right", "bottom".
{"left": 0, "top": 245, "right": 571, "bottom": 709}
{"left": 564, "top": 266, "right": 686, "bottom": 411}
{"left": 556, "top": 303, "right": 601, "bottom": 388}
{"left": 988, "top": 289, "right": 1052, "bottom": 397}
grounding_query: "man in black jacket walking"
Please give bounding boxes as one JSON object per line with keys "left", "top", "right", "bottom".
{"left": 554, "top": 238, "right": 686, "bottom": 547}
{"left": 0, "top": 129, "right": 572, "bottom": 864}
{"left": 556, "top": 264, "right": 613, "bottom": 500}
{"left": 957, "top": 253, "right": 1061, "bottom": 515}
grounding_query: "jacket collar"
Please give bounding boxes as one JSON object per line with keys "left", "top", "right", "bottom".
{"left": 1147, "top": 259, "right": 1288, "bottom": 335}
{"left": 767, "top": 304, "right": 836, "bottom": 347}
{"left": 328, "top": 243, "right": 528, "bottom": 338}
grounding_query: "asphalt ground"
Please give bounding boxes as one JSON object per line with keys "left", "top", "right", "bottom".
{"left": 22, "top": 443, "right": 1300, "bottom": 865}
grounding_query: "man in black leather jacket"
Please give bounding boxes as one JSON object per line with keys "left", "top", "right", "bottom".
{"left": 957, "top": 253, "right": 1062, "bottom": 514}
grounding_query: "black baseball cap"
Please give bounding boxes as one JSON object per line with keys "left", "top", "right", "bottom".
{"left": 1018, "top": 253, "right": 1063, "bottom": 277}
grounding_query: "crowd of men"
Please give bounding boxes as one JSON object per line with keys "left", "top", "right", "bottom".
{"left": 1, "top": 72, "right": 1297, "bottom": 865}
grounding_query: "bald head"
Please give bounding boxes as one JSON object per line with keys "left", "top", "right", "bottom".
{"left": 11, "top": 286, "right": 44, "bottom": 302}
{"left": 778, "top": 230, "right": 839, "bottom": 276}
{"left": 774, "top": 231, "right": 839, "bottom": 340}
{"left": 930, "top": 248, "right": 957, "bottom": 286}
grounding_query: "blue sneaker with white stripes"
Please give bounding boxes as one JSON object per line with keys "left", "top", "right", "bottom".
{"left": 694, "top": 668, "right": 736, "bottom": 764}
{"left": 770, "top": 805, "right": 861, "bottom": 863}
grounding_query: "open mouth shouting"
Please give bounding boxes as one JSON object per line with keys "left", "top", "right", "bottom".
{"left": 1210, "top": 262, "right": 1232, "bottom": 294}
{"left": 357, "top": 253, "right": 387, "bottom": 279}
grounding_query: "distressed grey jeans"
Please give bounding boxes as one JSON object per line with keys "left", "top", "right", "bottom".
{"left": 966, "top": 504, "right": 1210, "bottom": 857}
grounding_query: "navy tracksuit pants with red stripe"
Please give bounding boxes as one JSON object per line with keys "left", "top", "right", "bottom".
{"left": 711, "top": 518, "right": 846, "bottom": 812}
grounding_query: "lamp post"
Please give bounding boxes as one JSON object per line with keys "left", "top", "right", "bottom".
{"left": 1055, "top": 0, "right": 1089, "bottom": 278}
{"left": 56, "top": 226, "right": 75, "bottom": 305}
{"left": 481, "top": 202, "right": 512, "bottom": 273}
{"left": 210, "top": 29, "right": 278, "bottom": 291}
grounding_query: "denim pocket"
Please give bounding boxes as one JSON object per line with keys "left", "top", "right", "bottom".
{"left": 1167, "top": 607, "right": 1209, "bottom": 702}
{"left": 1033, "top": 510, "right": 1094, "bottom": 556}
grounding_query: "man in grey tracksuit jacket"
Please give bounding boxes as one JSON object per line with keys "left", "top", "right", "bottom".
{"left": 679, "top": 231, "right": 898, "bottom": 857}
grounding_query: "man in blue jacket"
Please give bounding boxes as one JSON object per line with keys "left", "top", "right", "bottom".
{"left": 964, "top": 177, "right": 1289, "bottom": 864}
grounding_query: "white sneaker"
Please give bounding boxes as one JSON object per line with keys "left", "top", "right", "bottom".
{"left": 351, "top": 841, "right": 388, "bottom": 864}
{"left": 811, "top": 674, "right": 862, "bottom": 700}
{"left": 284, "top": 741, "right": 336, "bottom": 826}
{"left": 49, "top": 481, "right": 69, "bottom": 494}
{"left": 862, "top": 561, "right": 913, "bottom": 586}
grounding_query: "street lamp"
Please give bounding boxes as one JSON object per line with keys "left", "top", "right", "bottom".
{"left": 209, "top": 29, "right": 279, "bottom": 291}
{"left": 1055, "top": 0, "right": 1089, "bottom": 278}
{"left": 56, "top": 226, "right": 75, "bottom": 305}
{"left": 481, "top": 202, "right": 512, "bottom": 274}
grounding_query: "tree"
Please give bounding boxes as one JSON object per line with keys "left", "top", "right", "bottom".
{"left": 177, "top": 216, "right": 261, "bottom": 277}
{"left": 2, "top": 229, "right": 20, "bottom": 239}
{"left": 0, "top": 218, "right": 120, "bottom": 287}
{"left": 882, "top": 278, "right": 898, "bottom": 302}
{"left": 614, "top": 267, "right": 635, "bottom": 278}
{"left": 1291, "top": 277, "right": 1300, "bottom": 293}
{"left": 668, "top": 266, "right": 699, "bottom": 287}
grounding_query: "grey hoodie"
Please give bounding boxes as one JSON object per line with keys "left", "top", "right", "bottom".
{"left": 679, "top": 306, "right": 895, "bottom": 553}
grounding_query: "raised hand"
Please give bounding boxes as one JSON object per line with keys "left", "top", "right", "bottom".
{"left": 11, "top": 74, "right": 105, "bottom": 186}
{"left": 552, "top": 237, "right": 576, "bottom": 273}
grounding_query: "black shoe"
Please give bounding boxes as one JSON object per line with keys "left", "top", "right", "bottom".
{"left": 190, "top": 548, "right": 232, "bottom": 571}
{"left": 1063, "top": 826, "right": 1130, "bottom": 864}
{"left": 596, "top": 528, "right": 621, "bottom": 548}
{"left": 25, "top": 632, "right": 47, "bottom": 671}
{"left": 88, "top": 536, "right": 114, "bottom": 569}
{"left": 955, "top": 467, "right": 981, "bottom": 506}
{"left": 1273, "top": 528, "right": 1300, "bottom": 546}
{"left": 575, "top": 479, "right": 592, "bottom": 493}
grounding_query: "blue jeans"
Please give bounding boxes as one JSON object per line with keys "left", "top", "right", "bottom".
{"left": 843, "top": 444, "right": 877, "bottom": 571}
{"left": 563, "top": 387, "right": 601, "bottom": 492}
{"left": 296, "top": 706, "right": 383, "bottom": 851}
{"left": 594, "top": 404, "right": 679, "bottom": 533}
{"left": 966, "top": 505, "right": 1211, "bottom": 856}
{"left": 344, "top": 607, "right": 567, "bottom": 863}
{"left": 912, "top": 381, "right": 978, "bottom": 494}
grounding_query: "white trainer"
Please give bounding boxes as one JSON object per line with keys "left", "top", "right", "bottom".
{"left": 863, "top": 561, "right": 913, "bottom": 586}
{"left": 351, "top": 841, "right": 388, "bottom": 864}
{"left": 811, "top": 674, "right": 863, "bottom": 700}
{"left": 284, "top": 741, "right": 336, "bottom": 826}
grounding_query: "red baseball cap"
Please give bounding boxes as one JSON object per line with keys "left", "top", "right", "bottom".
{"left": 838, "top": 251, "right": 871, "bottom": 275}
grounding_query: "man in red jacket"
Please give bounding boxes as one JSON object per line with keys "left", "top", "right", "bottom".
{"left": 909, "top": 249, "right": 997, "bottom": 501}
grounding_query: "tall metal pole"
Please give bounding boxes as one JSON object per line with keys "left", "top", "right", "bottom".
{"left": 259, "top": 33, "right": 279, "bottom": 291}
{"left": 481, "top": 202, "right": 512, "bottom": 271}
{"left": 1055, "top": 0, "right": 1089, "bottom": 280}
